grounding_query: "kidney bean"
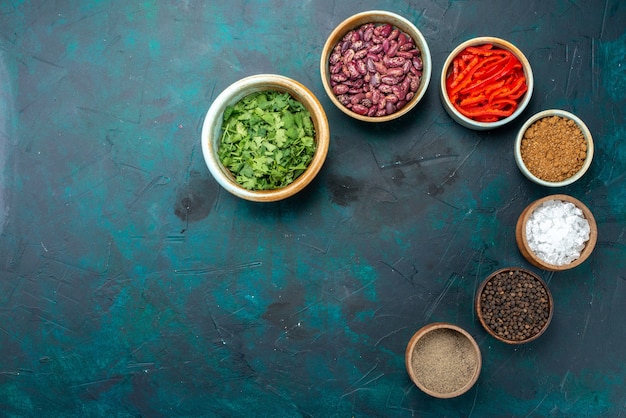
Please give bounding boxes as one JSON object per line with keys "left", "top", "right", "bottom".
{"left": 368, "top": 44, "right": 383, "bottom": 54}
{"left": 330, "top": 73, "right": 348, "bottom": 83}
{"left": 327, "top": 22, "right": 425, "bottom": 117}
{"left": 386, "top": 67, "right": 405, "bottom": 78}
{"left": 352, "top": 103, "right": 369, "bottom": 115}
{"left": 354, "top": 48, "right": 368, "bottom": 60}
{"left": 370, "top": 72, "right": 381, "bottom": 87}
{"left": 412, "top": 57, "right": 423, "bottom": 71}
{"left": 383, "top": 55, "right": 405, "bottom": 68}
{"left": 392, "top": 84, "right": 406, "bottom": 101}
{"left": 373, "top": 60, "right": 388, "bottom": 75}
{"left": 330, "top": 51, "right": 342, "bottom": 65}
{"left": 387, "top": 40, "right": 399, "bottom": 58}
{"left": 381, "top": 75, "right": 400, "bottom": 85}
{"left": 378, "top": 84, "right": 394, "bottom": 94}
{"left": 397, "top": 32, "right": 408, "bottom": 47}
{"left": 379, "top": 24, "right": 392, "bottom": 37}
{"left": 396, "top": 51, "right": 414, "bottom": 60}
{"left": 356, "top": 59, "right": 367, "bottom": 75}
{"left": 385, "top": 101, "right": 396, "bottom": 114}
{"left": 386, "top": 93, "right": 399, "bottom": 104}
{"left": 363, "top": 26, "right": 374, "bottom": 42}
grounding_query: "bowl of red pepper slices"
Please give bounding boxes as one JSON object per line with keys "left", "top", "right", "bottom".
{"left": 440, "top": 37, "right": 533, "bottom": 130}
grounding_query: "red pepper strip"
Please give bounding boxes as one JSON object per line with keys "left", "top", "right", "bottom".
{"left": 460, "top": 56, "right": 508, "bottom": 93}
{"left": 448, "top": 56, "right": 480, "bottom": 90}
{"left": 465, "top": 45, "right": 509, "bottom": 57}
{"left": 472, "top": 54, "right": 511, "bottom": 79}
{"left": 458, "top": 56, "right": 520, "bottom": 95}
{"left": 455, "top": 105, "right": 516, "bottom": 119}
{"left": 507, "top": 82, "right": 528, "bottom": 100}
{"left": 452, "top": 59, "right": 460, "bottom": 80}
{"left": 489, "top": 76, "right": 527, "bottom": 103}
{"left": 459, "top": 94, "right": 488, "bottom": 107}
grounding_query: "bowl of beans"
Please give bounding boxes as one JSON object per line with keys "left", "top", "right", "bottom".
{"left": 514, "top": 109, "right": 594, "bottom": 187}
{"left": 476, "top": 268, "right": 553, "bottom": 344}
{"left": 320, "top": 10, "right": 432, "bottom": 122}
{"left": 201, "top": 74, "right": 330, "bottom": 202}
{"left": 515, "top": 194, "right": 598, "bottom": 271}
{"left": 440, "top": 37, "right": 533, "bottom": 130}
{"left": 405, "top": 322, "right": 481, "bottom": 398}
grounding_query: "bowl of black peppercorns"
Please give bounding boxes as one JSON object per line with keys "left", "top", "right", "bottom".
{"left": 475, "top": 268, "right": 553, "bottom": 344}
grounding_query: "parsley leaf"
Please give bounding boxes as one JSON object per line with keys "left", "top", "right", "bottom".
{"left": 218, "top": 91, "right": 317, "bottom": 190}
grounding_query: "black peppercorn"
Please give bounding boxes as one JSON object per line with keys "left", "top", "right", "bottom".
{"left": 478, "top": 269, "right": 551, "bottom": 342}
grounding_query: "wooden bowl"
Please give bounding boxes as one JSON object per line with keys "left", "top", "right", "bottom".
{"left": 201, "top": 74, "right": 330, "bottom": 202}
{"left": 405, "top": 322, "right": 481, "bottom": 398}
{"left": 516, "top": 194, "right": 597, "bottom": 271}
{"left": 475, "top": 267, "right": 553, "bottom": 344}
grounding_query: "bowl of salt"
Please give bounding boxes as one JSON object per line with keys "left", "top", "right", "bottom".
{"left": 516, "top": 194, "right": 597, "bottom": 271}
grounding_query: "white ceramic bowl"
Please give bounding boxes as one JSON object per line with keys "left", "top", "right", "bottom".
{"left": 320, "top": 10, "right": 432, "bottom": 122}
{"left": 201, "top": 74, "right": 330, "bottom": 202}
{"left": 514, "top": 109, "right": 594, "bottom": 187}
{"left": 440, "top": 36, "right": 533, "bottom": 130}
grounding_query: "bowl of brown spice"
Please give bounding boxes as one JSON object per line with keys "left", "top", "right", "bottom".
{"left": 476, "top": 268, "right": 553, "bottom": 344}
{"left": 515, "top": 109, "right": 594, "bottom": 187}
{"left": 405, "top": 322, "right": 481, "bottom": 398}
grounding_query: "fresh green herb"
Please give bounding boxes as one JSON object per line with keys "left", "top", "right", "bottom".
{"left": 218, "top": 91, "right": 317, "bottom": 190}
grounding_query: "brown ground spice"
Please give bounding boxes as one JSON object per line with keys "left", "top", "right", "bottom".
{"left": 520, "top": 116, "right": 587, "bottom": 182}
{"left": 410, "top": 328, "right": 478, "bottom": 394}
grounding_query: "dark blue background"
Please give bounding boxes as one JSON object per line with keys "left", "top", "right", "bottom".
{"left": 1, "top": 1, "right": 625, "bottom": 416}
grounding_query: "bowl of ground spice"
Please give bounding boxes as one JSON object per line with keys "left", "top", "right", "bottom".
{"left": 515, "top": 109, "right": 594, "bottom": 187}
{"left": 405, "top": 322, "right": 481, "bottom": 398}
{"left": 202, "top": 74, "right": 330, "bottom": 202}
{"left": 516, "top": 194, "right": 598, "bottom": 271}
{"left": 320, "top": 10, "right": 432, "bottom": 122}
{"left": 476, "top": 268, "right": 553, "bottom": 344}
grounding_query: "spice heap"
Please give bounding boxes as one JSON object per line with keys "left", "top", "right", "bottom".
{"left": 526, "top": 199, "right": 591, "bottom": 266}
{"left": 520, "top": 116, "right": 587, "bottom": 182}
{"left": 479, "top": 269, "right": 551, "bottom": 342}
{"left": 446, "top": 43, "right": 527, "bottom": 122}
{"left": 410, "top": 328, "right": 478, "bottom": 394}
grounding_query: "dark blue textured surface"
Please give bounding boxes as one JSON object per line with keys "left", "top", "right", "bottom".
{"left": 1, "top": 1, "right": 625, "bottom": 416}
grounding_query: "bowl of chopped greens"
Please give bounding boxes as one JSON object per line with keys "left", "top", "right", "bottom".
{"left": 202, "top": 74, "right": 330, "bottom": 202}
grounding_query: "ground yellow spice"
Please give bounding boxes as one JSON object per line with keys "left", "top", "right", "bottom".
{"left": 520, "top": 116, "right": 587, "bottom": 182}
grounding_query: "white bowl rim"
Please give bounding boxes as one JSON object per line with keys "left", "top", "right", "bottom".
{"left": 514, "top": 109, "right": 594, "bottom": 187}
{"left": 201, "top": 74, "right": 329, "bottom": 201}
{"left": 439, "top": 36, "right": 534, "bottom": 130}
{"left": 320, "top": 10, "right": 432, "bottom": 122}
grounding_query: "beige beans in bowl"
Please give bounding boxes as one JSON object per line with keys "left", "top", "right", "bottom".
{"left": 201, "top": 74, "right": 330, "bottom": 202}
{"left": 320, "top": 10, "right": 432, "bottom": 122}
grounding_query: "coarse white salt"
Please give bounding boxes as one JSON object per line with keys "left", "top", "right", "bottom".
{"left": 525, "top": 199, "right": 590, "bottom": 266}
